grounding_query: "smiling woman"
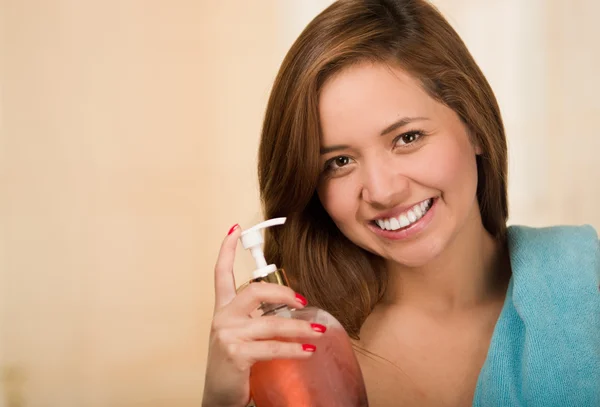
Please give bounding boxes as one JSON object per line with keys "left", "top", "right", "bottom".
{"left": 259, "top": 0, "right": 508, "bottom": 339}
{"left": 202, "top": 1, "right": 600, "bottom": 406}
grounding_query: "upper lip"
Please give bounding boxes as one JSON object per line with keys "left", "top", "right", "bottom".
{"left": 370, "top": 198, "right": 434, "bottom": 221}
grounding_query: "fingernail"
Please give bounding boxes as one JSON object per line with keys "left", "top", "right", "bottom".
{"left": 295, "top": 293, "right": 308, "bottom": 307}
{"left": 310, "top": 323, "right": 327, "bottom": 333}
{"left": 227, "top": 224, "right": 239, "bottom": 236}
{"left": 302, "top": 344, "right": 316, "bottom": 352}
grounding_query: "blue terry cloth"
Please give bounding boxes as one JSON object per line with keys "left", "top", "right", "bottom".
{"left": 473, "top": 225, "right": 600, "bottom": 407}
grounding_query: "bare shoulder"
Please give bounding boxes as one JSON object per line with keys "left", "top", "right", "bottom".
{"left": 351, "top": 311, "right": 429, "bottom": 407}
{"left": 352, "top": 302, "right": 500, "bottom": 407}
{"left": 354, "top": 342, "right": 421, "bottom": 407}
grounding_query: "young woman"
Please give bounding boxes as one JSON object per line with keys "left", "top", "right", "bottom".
{"left": 203, "top": 1, "right": 600, "bottom": 406}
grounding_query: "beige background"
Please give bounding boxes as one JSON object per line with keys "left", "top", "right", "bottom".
{"left": 1, "top": 1, "right": 598, "bottom": 406}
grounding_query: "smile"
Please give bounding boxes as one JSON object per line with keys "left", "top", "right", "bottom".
{"left": 372, "top": 198, "right": 434, "bottom": 231}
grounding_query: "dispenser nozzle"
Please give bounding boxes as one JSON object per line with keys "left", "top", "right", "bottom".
{"left": 240, "top": 217, "right": 286, "bottom": 278}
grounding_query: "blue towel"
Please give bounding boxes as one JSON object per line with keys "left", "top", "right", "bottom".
{"left": 473, "top": 225, "right": 600, "bottom": 406}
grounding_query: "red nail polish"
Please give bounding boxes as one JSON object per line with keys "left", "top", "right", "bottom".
{"left": 227, "top": 224, "right": 239, "bottom": 236}
{"left": 302, "top": 344, "right": 316, "bottom": 352}
{"left": 311, "top": 323, "right": 327, "bottom": 333}
{"left": 295, "top": 293, "right": 308, "bottom": 307}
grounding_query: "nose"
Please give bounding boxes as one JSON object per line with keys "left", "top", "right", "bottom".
{"left": 360, "top": 156, "right": 410, "bottom": 208}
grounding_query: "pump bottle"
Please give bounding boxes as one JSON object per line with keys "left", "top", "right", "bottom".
{"left": 239, "top": 218, "right": 369, "bottom": 407}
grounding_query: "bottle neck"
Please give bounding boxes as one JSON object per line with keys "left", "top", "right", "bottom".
{"left": 259, "top": 302, "right": 288, "bottom": 316}
{"left": 237, "top": 268, "right": 292, "bottom": 316}
{"left": 253, "top": 268, "right": 289, "bottom": 286}
{"left": 256, "top": 269, "right": 291, "bottom": 316}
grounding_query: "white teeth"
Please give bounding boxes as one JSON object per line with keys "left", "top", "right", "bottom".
{"left": 373, "top": 198, "right": 434, "bottom": 231}
{"left": 399, "top": 214, "right": 410, "bottom": 227}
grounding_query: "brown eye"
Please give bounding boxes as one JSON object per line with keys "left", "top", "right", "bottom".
{"left": 395, "top": 131, "right": 424, "bottom": 147}
{"left": 324, "top": 155, "right": 355, "bottom": 173}
{"left": 334, "top": 156, "right": 350, "bottom": 167}
{"left": 402, "top": 133, "right": 417, "bottom": 143}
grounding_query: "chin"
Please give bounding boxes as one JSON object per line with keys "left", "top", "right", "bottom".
{"left": 386, "top": 251, "right": 439, "bottom": 268}
{"left": 356, "top": 226, "right": 450, "bottom": 268}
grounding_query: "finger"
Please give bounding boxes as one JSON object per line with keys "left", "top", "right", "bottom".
{"left": 226, "top": 282, "right": 307, "bottom": 316}
{"left": 233, "top": 316, "right": 326, "bottom": 341}
{"left": 227, "top": 340, "right": 316, "bottom": 370}
{"left": 214, "top": 224, "right": 242, "bottom": 310}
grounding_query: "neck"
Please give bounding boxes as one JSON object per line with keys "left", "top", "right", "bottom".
{"left": 380, "top": 208, "right": 510, "bottom": 314}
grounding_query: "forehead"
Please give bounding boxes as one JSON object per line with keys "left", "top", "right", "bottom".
{"left": 318, "top": 62, "right": 437, "bottom": 141}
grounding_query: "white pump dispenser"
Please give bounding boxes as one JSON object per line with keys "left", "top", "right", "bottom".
{"left": 240, "top": 217, "right": 286, "bottom": 279}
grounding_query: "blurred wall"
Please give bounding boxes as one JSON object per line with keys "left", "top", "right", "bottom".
{"left": 1, "top": 1, "right": 598, "bottom": 406}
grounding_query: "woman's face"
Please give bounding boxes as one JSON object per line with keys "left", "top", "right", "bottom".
{"left": 317, "top": 62, "right": 482, "bottom": 267}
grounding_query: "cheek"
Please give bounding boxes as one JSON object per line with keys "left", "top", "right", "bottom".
{"left": 414, "top": 139, "right": 478, "bottom": 196}
{"left": 317, "top": 177, "right": 359, "bottom": 224}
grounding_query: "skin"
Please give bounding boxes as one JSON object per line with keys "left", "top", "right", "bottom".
{"left": 317, "top": 61, "right": 511, "bottom": 406}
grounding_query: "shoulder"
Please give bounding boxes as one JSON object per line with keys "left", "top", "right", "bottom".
{"left": 507, "top": 224, "right": 598, "bottom": 257}
{"left": 507, "top": 224, "right": 599, "bottom": 285}
{"left": 483, "top": 225, "right": 600, "bottom": 405}
{"left": 506, "top": 224, "right": 599, "bottom": 321}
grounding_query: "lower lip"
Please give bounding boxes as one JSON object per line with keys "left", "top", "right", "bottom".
{"left": 368, "top": 198, "right": 437, "bottom": 241}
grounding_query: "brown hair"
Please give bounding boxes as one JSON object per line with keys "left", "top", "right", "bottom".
{"left": 258, "top": 0, "right": 508, "bottom": 339}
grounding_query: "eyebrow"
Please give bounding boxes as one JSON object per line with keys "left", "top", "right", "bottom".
{"left": 320, "top": 144, "right": 350, "bottom": 155}
{"left": 319, "top": 116, "right": 430, "bottom": 155}
{"left": 379, "top": 116, "right": 429, "bottom": 136}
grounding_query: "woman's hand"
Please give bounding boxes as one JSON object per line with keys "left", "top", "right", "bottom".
{"left": 201, "top": 224, "right": 325, "bottom": 407}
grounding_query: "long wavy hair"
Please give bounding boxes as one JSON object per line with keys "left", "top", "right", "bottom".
{"left": 258, "top": 0, "right": 508, "bottom": 339}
